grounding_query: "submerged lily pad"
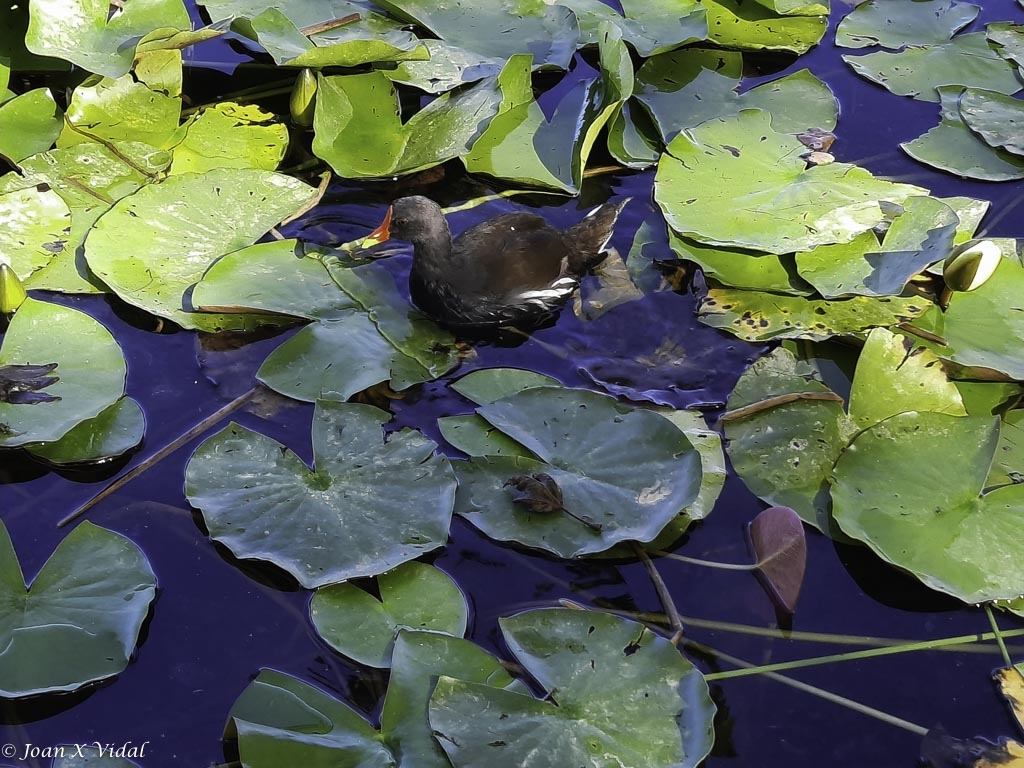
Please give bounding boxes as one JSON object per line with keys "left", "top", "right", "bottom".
{"left": 832, "top": 412, "right": 1024, "bottom": 603}
{"left": 0, "top": 520, "right": 156, "bottom": 697}
{"left": 310, "top": 562, "right": 468, "bottom": 668}
{"left": 656, "top": 110, "right": 924, "bottom": 254}
{"left": 836, "top": 0, "right": 979, "bottom": 49}
{"left": 430, "top": 607, "right": 716, "bottom": 768}
{"left": 0, "top": 298, "right": 126, "bottom": 448}
{"left": 449, "top": 386, "right": 702, "bottom": 557}
{"left": 185, "top": 402, "right": 456, "bottom": 588}
{"left": 85, "top": 167, "right": 317, "bottom": 331}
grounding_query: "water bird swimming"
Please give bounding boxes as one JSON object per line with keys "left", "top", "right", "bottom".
{"left": 364, "top": 195, "right": 629, "bottom": 332}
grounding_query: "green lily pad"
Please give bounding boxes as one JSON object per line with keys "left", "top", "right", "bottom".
{"left": 832, "top": 412, "right": 1024, "bottom": 603}
{"left": 7, "top": 141, "right": 172, "bottom": 294}
{"left": 85, "top": 167, "right": 317, "bottom": 331}
{"left": 698, "top": 287, "right": 931, "bottom": 342}
{"left": 169, "top": 101, "right": 288, "bottom": 174}
{"left": 58, "top": 71, "right": 181, "bottom": 150}
{"left": 988, "top": 22, "right": 1024, "bottom": 73}
{"left": 25, "top": 0, "right": 191, "bottom": 78}
{"left": 449, "top": 386, "right": 702, "bottom": 557}
{"left": 836, "top": 0, "right": 979, "bottom": 49}
{"left": 959, "top": 87, "right": 1024, "bottom": 156}
{"left": 0, "top": 298, "right": 126, "bottom": 448}
{"left": 842, "top": 32, "right": 1022, "bottom": 102}
{"left": 607, "top": 100, "right": 661, "bottom": 168}
{"left": 944, "top": 251, "right": 1024, "bottom": 378}
{"left": 185, "top": 401, "right": 456, "bottom": 588}
{"left": 28, "top": 396, "right": 145, "bottom": 465}
{"left": 702, "top": 0, "right": 828, "bottom": 54}
{"left": 669, "top": 230, "right": 813, "bottom": 295}
{"left": 0, "top": 184, "right": 72, "bottom": 284}
{"left": 451, "top": 368, "right": 560, "bottom": 405}
{"left": 384, "top": 40, "right": 505, "bottom": 94}
{"left": 372, "top": 0, "right": 579, "bottom": 70}
{"left": 0, "top": 88, "right": 62, "bottom": 162}
{"left": 723, "top": 348, "right": 854, "bottom": 530}
{"left": 227, "top": 668, "right": 397, "bottom": 767}
{"left": 848, "top": 327, "right": 966, "bottom": 430}
{"left": 989, "top": 409, "right": 1024, "bottom": 489}
{"left": 902, "top": 86, "right": 1024, "bottom": 180}
{"left": 795, "top": 196, "right": 960, "bottom": 298}
{"left": 312, "top": 70, "right": 501, "bottom": 179}
{"left": 560, "top": 0, "right": 707, "bottom": 57}
{"left": 429, "top": 607, "right": 716, "bottom": 768}
{"left": 655, "top": 110, "right": 924, "bottom": 254}
{"left": 310, "top": 562, "right": 468, "bottom": 668}
{"left": 0, "top": 520, "right": 156, "bottom": 697}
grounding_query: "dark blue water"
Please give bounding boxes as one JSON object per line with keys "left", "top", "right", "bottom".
{"left": 1, "top": 1, "right": 1022, "bottom": 766}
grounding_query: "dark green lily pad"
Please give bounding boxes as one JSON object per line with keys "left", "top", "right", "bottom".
{"left": 227, "top": 668, "right": 396, "bottom": 767}
{"left": 25, "top": 0, "right": 190, "bottom": 78}
{"left": 561, "top": 0, "right": 707, "bottom": 57}
{"left": 902, "top": 86, "right": 1024, "bottom": 180}
{"left": 28, "top": 396, "right": 145, "bottom": 465}
{"left": 185, "top": 402, "right": 456, "bottom": 588}
{"left": 451, "top": 368, "right": 560, "bottom": 405}
{"left": 698, "top": 287, "right": 930, "bottom": 342}
{"left": 723, "top": 348, "right": 854, "bottom": 530}
{"left": 702, "top": 0, "right": 828, "bottom": 54}
{"left": 0, "top": 520, "right": 156, "bottom": 697}
{"left": 85, "top": 167, "right": 318, "bottom": 331}
{"left": 0, "top": 298, "right": 126, "bottom": 448}
{"left": 959, "top": 87, "right": 1024, "bottom": 156}
{"left": 836, "top": 0, "right": 979, "bottom": 49}
{"left": 312, "top": 70, "right": 501, "bottom": 179}
{"left": 843, "top": 32, "right": 1022, "bottom": 102}
{"left": 310, "top": 562, "right": 468, "bottom": 668}
{"left": 655, "top": 110, "right": 924, "bottom": 254}
{"left": 372, "top": 0, "right": 579, "bottom": 70}
{"left": 0, "top": 88, "right": 62, "bottom": 162}
{"left": 832, "top": 412, "right": 1024, "bottom": 603}
{"left": 429, "top": 607, "right": 716, "bottom": 768}
{"left": 449, "top": 386, "right": 702, "bottom": 557}
{"left": 989, "top": 409, "right": 1024, "bottom": 489}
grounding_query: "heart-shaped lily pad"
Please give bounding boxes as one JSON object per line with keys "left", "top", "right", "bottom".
{"left": 832, "top": 411, "right": 1024, "bottom": 602}
{"left": 0, "top": 520, "right": 156, "bottom": 697}
{"left": 0, "top": 298, "right": 126, "bottom": 448}
{"left": 310, "top": 561, "right": 468, "bottom": 668}
{"left": 185, "top": 401, "right": 456, "bottom": 588}
{"left": 429, "top": 607, "right": 716, "bottom": 768}
{"left": 448, "top": 385, "right": 702, "bottom": 557}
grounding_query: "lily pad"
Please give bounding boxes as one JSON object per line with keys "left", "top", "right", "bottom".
{"left": 227, "top": 668, "right": 397, "bottom": 767}
{"left": 451, "top": 368, "right": 560, "bottom": 405}
{"left": 848, "top": 327, "right": 966, "bottom": 430}
{"left": 749, "top": 505, "right": 807, "bottom": 616}
{"left": 185, "top": 401, "right": 456, "bottom": 588}
{"left": 560, "top": 0, "right": 707, "bottom": 57}
{"left": 959, "top": 87, "right": 1024, "bottom": 156}
{"left": 449, "top": 386, "right": 702, "bottom": 557}
{"left": 831, "top": 412, "right": 1024, "bottom": 603}
{"left": 902, "top": 86, "right": 1024, "bottom": 181}
{"left": 312, "top": 70, "right": 501, "bottom": 179}
{"left": 669, "top": 231, "right": 813, "bottom": 295}
{"left": 836, "top": 0, "right": 979, "bottom": 49}
{"left": 430, "top": 607, "right": 716, "bottom": 768}
{"left": 698, "top": 287, "right": 930, "bottom": 342}
{"left": 85, "top": 167, "right": 318, "bottom": 331}
{"left": 25, "top": 0, "right": 191, "bottom": 78}
{"left": 702, "top": 0, "right": 828, "bottom": 54}
{"left": 28, "top": 396, "right": 145, "bottom": 465}
{"left": 655, "top": 109, "right": 924, "bottom": 254}
{"left": 0, "top": 520, "right": 156, "bottom": 697}
{"left": 372, "top": 0, "right": 579, "bottom": 70}
{"left": 310, "top": 562, "right": 468, "bottom": 668}
{"left": 723, "top": 347, "right": 854, "bottom": 530}
{"left": 0, "top": 298, "right": 126, "bottom": 448}
{"left": 0, "top": 184, "right": 72, "bottom": 284}
{"left": 842, "top": 32, "right": 1022, "bottom": 102}
{"left": 385, "top": 40, "right": 505, "bottom": 94}
{"left": 169, "top": 101, "right": 288, "bottom": 174}
{"left": 0, "top": 88, "right": 62, "bottom": 162}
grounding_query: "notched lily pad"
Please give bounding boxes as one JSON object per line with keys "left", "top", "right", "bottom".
{"left": 185, "top": 401, "right": 456, "bottom": 588}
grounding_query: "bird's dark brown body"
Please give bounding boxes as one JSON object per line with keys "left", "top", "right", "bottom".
{"left": 366, "top": 196, "right": 629, "bottom": 331}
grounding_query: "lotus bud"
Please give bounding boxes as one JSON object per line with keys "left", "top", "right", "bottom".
{"left": 0, "top": 263, "right": 27, "bottom": 314}
{"left": 290, "top": 68, "right": 317, "bottom": 128}
{"left": 943, "top": 239, "right": 1002, "bottom": 293}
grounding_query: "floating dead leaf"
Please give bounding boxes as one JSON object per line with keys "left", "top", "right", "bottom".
{"left": 996, "top": 666, "right": 1024, "bottom": 734}
{"left": 921, "top": 725, "right": 1024, "bottom": 767}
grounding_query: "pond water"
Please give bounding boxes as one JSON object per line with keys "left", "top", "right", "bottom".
{"left": 2, "top": 0, "right": 1024, "bottom": 766}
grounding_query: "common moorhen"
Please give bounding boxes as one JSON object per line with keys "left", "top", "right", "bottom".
{"left": 364, "top": 195, "right": 629, "bottom": 331}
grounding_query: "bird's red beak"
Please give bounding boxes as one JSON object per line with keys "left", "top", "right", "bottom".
{"left": 361, "top": 206, "right": 393, "bottom": 247}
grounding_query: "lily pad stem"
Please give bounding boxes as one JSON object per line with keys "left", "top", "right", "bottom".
{"left": 720, "top": 391, "right": 845, "bottom": 423}
{"left": 651, "top": 549, "right": 752, "bottom": 571}
{"left": 633, "top": 544, "right": 684, "bottom": 644}
{"left": 61, "top": 116, "right": 163, "bottom": 180}
{"left": 985, "top": 603, "right": 1013, "bottom": 668}
{"left": 57, "top": 387, "right": 258, "bottom": 527}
